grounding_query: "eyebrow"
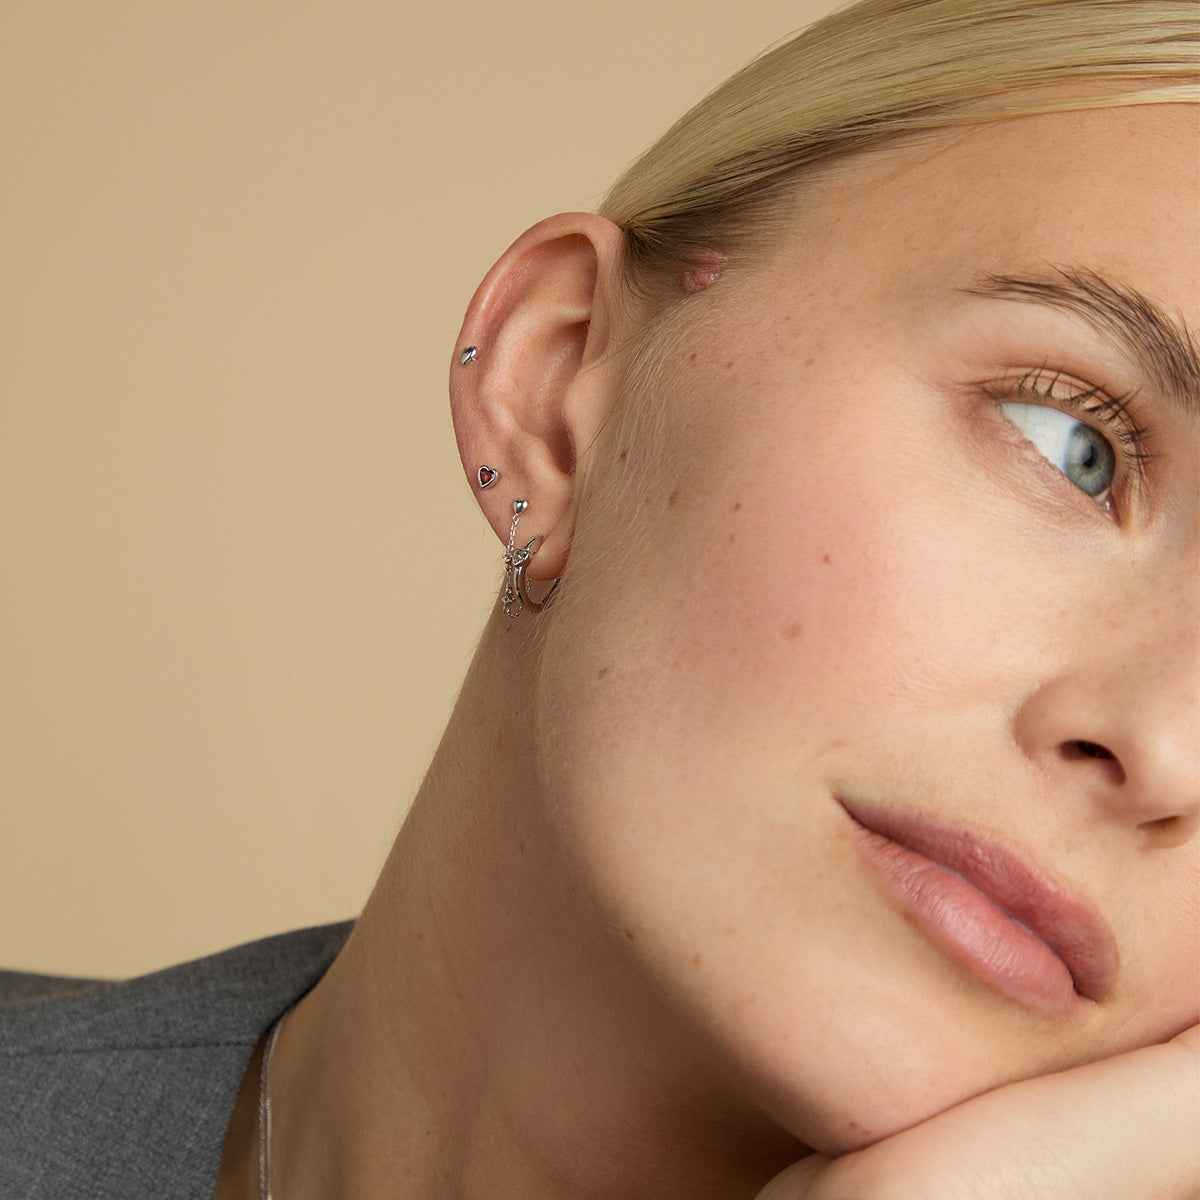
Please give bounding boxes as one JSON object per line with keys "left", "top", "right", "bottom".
{"left": 963, "top": 267, "right": 1200, "bottom": 422}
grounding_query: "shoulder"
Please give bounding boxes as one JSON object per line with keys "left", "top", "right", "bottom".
{"left": 0, "top": 921, "right": 352, "bottom": 1200}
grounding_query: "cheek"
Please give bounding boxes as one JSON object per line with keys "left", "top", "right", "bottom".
{"left": 621, "top": 408, "right": 1024, "bottom": 751}
{"left": 537, "top": 383, "right": 1009, "bottom": 935}
{"left": 541, "top": 363, "right": 1035, "bottom": 826}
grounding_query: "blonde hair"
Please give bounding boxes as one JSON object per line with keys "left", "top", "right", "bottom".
{"left": 600, "top": 0, "right": 1200, "bottom": 297}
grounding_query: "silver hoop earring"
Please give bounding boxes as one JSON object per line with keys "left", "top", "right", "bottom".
{"left": 502, "top": 500, "right": 559, "bottom": 618}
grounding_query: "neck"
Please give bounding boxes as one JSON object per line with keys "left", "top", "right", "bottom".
{"left": 243, "top": 610, "right": 802, "bottom": 1199}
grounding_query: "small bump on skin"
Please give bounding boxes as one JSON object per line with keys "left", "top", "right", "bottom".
{"left": 783, "top": 623, "right": 804, "bottom": 640}
{"left": 821, "top": 553, "right": 832, "bottom": 564}
{"left": 617, "top": 449, "right": 628, "bottom": 463}
{"left": 667, "top": 489, "right": 680, "bottom": 507}
{"left": 724, "top": 360, "right": 734, "bottom": 370}
{"left": 518, "top": 841, "right": 526, "bottom": 854}
{"left": 624, "top": 929, "right": 635, "bottom": 941}
{"left": 677, "top": 251, "right": 726, "bottom": 295}
{"left": 728, "top": 534, "right": 736, "bottom": 544}
{"left": 597, "top": 666, "right": 609, "bottom": 679}
{"left": 731, "top": 502, "right": 742, "bottom": 512}
{"left": 692, "top": 955, "right": 702, "bottom": 967}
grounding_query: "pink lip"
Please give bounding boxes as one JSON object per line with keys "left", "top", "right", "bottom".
{"left": 839, "top": 798, "right": 1117, "bottom": 1014}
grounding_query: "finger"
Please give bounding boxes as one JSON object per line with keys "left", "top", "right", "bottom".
{"left": 755, "top": 1026, "right": 1200, "bottom": 1200}
{"left": 753, "top": 1156, "right": 834, "bottom": 1200}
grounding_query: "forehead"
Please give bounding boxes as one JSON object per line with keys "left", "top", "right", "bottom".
{"left": 766, "top": 103, "right": 1199, "bottom": 316}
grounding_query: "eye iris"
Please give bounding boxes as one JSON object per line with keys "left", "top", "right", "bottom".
{"left": 1064, "top": 423, "right": 1115, "bottom": 495}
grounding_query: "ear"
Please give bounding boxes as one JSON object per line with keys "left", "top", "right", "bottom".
{"left": 450, "top": 212, "right": 626, "bottom": 581}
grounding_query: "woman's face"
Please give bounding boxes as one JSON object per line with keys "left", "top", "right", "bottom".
{"left": 536, "top": 100, "right": 1198, "bottom": 1152}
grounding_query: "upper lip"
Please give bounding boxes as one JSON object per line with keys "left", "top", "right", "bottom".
{"left": 839, "top": 797, "right": 1119, "bottom": 1002}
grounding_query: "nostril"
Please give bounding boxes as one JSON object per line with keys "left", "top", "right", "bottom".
{"left": 1061, "top": 739, "right": 1127, "bottom": 784}
{"left": 1066, "top": 740, "right": 1115, "bottom": 761}
{"left": 1138, "top": 811, "right": 1199, "bottom": 848}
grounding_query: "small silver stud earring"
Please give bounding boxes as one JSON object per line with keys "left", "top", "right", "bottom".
{"left": 477, "top": 465, "right": 499, "bottom": 490}
{"left": 459, "top": 345, "right": 478, "bottom": 365}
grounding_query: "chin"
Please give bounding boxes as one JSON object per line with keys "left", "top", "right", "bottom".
{"left": 784, "top": 1074, "right": 971, "bottom": 1156}
{"left": 761, "top": 1055, "right": 990, "bottom": 1157}
{"left": 706, "top": 974, "right": 1043, "bottom": 1158}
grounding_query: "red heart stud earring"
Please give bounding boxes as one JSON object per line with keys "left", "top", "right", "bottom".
{"left": 477, "top": 465, "right": 499, "bottom": 490}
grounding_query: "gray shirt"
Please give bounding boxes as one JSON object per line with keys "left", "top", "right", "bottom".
{"left": 0, "top": 922, "right": 352, "bottom": 1199}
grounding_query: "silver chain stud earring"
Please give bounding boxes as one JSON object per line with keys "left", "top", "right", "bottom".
{"left": 502, "top": 500, "right": 558, "bottom": 617}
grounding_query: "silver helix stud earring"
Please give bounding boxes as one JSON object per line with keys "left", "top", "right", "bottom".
{"left": 459, "top": 345, "right": 478, "bottom": 365}
{"left": 476, "top": 464, "right": 499, "bottom": 490}
{"left": 502, "top": 499, "right": 559, "bottom": 618}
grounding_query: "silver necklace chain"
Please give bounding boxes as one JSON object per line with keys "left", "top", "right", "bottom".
{"left": 257, "top": 1010, "right": 289, "bottom": 1200}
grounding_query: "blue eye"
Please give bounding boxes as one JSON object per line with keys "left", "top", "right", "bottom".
{"left": 998, "top": 402, "right": 1116, "bottom": 497}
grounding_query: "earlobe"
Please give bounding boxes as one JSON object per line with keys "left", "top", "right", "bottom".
{"left": 449, "top": 212, "right": 626, "bottom": 582}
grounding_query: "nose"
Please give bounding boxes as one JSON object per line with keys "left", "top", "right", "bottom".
{"left": 1011, "top": 599, "right": 1200, "bottom": 843}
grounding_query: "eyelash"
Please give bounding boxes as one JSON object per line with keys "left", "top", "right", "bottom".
{"left": 980, "top": 366, "right": 1156, "bottom": 502}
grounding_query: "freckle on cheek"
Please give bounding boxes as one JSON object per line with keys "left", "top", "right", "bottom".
{"left": 667, "top": 488, "right": 680, "bottom": 507}
{"left": 597, "top": 666, "right": 609, "bottom": 679}
{"left": 783, "top": 622, "right": 804, "bottom": 640}
{"left": 822, "top": 553, "right": 832, "bottom": 564}
{"left": 731, "top": 501, "right": 742, "bottom": 512}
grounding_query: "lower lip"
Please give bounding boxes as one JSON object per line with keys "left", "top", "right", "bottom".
{"left": 846, "top": 818, "right": 1081, "bottom": 1015}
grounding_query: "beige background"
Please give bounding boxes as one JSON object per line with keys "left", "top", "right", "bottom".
{"left": 2, "top": 0, "right": 842, "bottom": 978}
